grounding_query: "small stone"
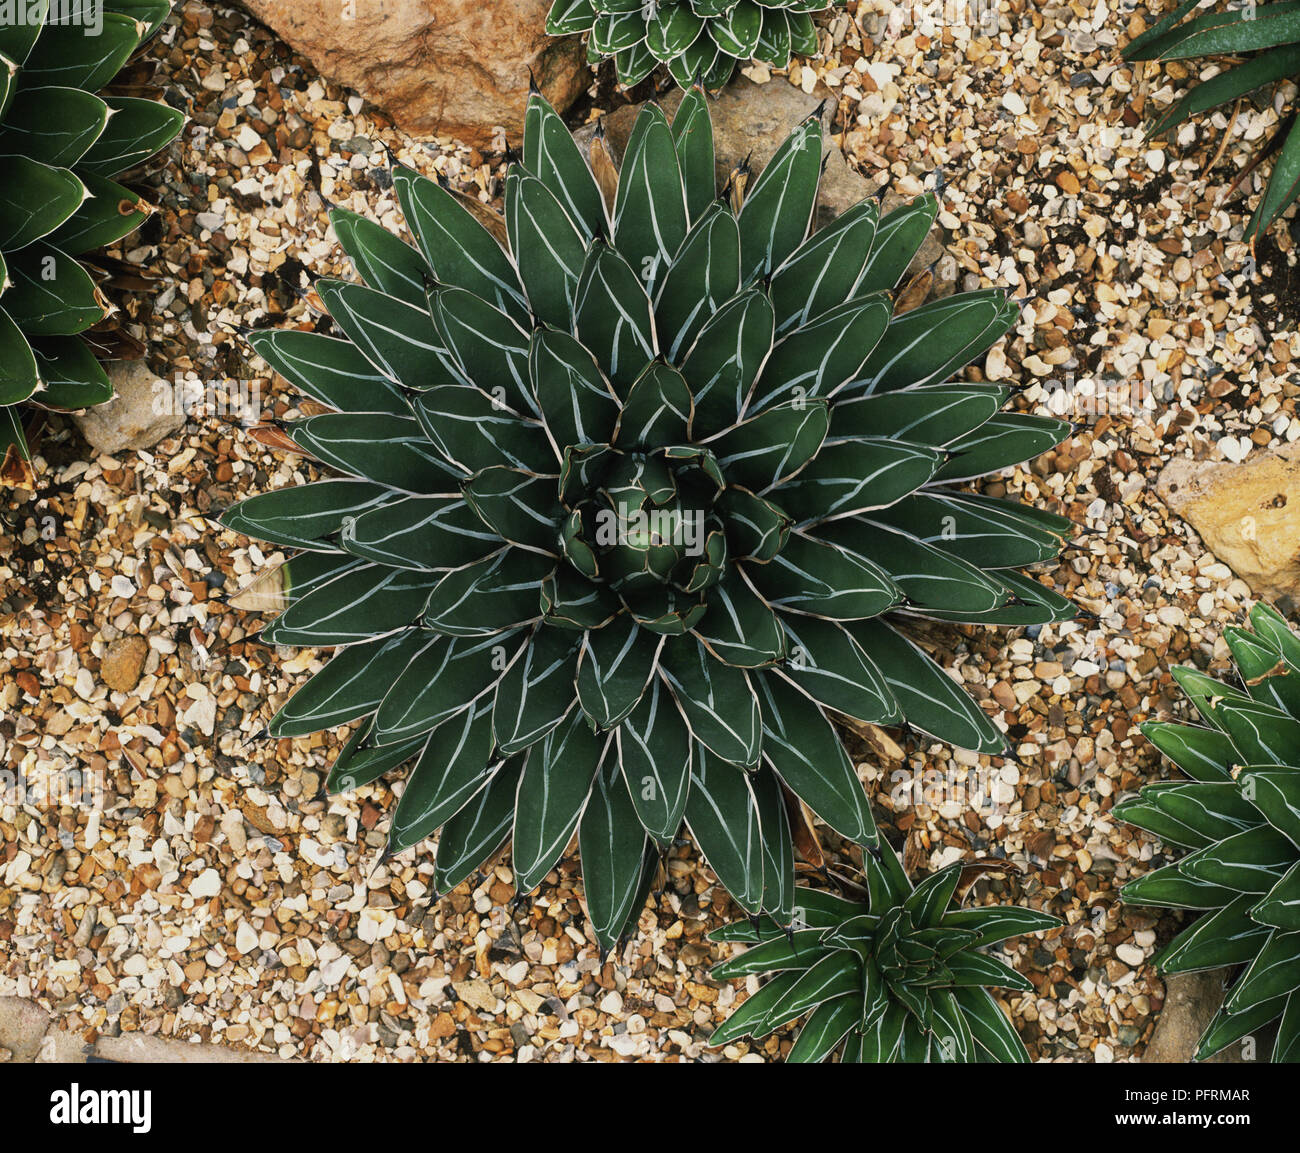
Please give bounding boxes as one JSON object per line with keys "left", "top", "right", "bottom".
{"left": 100, "top": 635, "right": 149, "bottom": 693}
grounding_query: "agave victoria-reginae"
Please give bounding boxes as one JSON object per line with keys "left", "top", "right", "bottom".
{"left": 224, "top": 83, "right": 1078, "bottom": 952}
{"left": 0, "top": 0, "right": 183, "bottom": 484}
{"left": 1123, "top": 0, "right": 1300, "bottom": 248}
{"left": 1118, "top": 602, "right": 1300, "bottom": 1062}
{"left": 708, "top": 849, "right": 1058, "bottom": 1061}
{"left": 546, "top": 0, "right": 835, "bottom": 89}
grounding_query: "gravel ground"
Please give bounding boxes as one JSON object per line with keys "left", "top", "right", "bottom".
{"left": 1, "top": 0, "right": 1294, "bottom": 1062}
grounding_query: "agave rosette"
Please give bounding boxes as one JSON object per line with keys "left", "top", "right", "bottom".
{"left": 225, "top": 86, "right": 1076, "bottom": 951}
{"left": 0, "top": 0, "right": 183, "bottom": 482}
{"left": 1118, "top": 602, "right": 1300, "bottom": 1062}
{"left": 546, "top": 0, "right": 833, "bottom": 88}
{"left": 708, "top": 849, "right": 1058, "bottom": 1061}
{"left": 1123, "top": 0, "right": 1300, "bottom": 246}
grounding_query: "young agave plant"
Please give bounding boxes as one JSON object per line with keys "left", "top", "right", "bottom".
{"left": 225, "top": 84, "right": 1076, "bottom": 953}
{"left": 546, "top": 0, "right": 834, "bottom": 89}
{"left": 0, "top": 0, "right": 184, "bottom": 484}
{"left": 1117, "top": 602, "right": 1300, "bottom": 1063}
{"left": 1123, "top": 1, "right": 1300, "bottom": 247}
{"left": 708, "top": 849, "right": 1058, "bottom": 1062}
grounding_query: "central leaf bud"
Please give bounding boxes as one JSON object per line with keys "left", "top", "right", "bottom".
{"left": 563, "top": 450, "right": 727, "bottom": 594}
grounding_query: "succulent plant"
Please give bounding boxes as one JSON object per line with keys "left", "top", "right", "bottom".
{"left": 1123, "top": 1, "right": 1300, "bottom": 248}
{"left": 708, "top": 849, "right": 1058, "bottom": 1061}
{"left": 546, "top": 0, "right": 834, "bottom": 89}
{"left": 0, "top": 0, "right": 184, "bottom": 484}
{"left": 1118, "top": 602, "right": 1300, "bottom": 1062}
{"left": 225, "top": 84, "right": 1076, "bottom": 953}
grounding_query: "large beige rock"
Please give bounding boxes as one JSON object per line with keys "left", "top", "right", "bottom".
{"left": 1158, "top": 445, "right": 1300, "bottom": 608}
{"left": 239, "top": 0, "right": 587, "bottom": 147}
{"left": 73, "top": 360, "right": 185, "bottom": 454}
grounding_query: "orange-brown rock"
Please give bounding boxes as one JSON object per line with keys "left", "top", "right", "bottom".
{"left": 239, "top": 0, "right": 587, "bottom": 147}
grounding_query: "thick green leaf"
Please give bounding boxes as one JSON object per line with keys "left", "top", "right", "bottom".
{"left": 573, "top": 240, "right": 657, "bottom": 397}
{"left": 670, "top": 83, "right": 716, "bottom": 223}
{"left": 858, "top": 290, "right": 1019, "bottom": 394}
{"left": 327, "top": 721, "right": 424, "bottom": 794}
{"left": 0, "top": 86, "right": 108, "bottom": 168}
{"left": 78, "top": 96, "right": 184, "bottom": 179}
{"left": 423, "top": 549, "right": 554, "bottom": 637}
{"left": 576, "top": 613, "right": 661, "bottom": 728}
{"left": 755, "top": 673, "right": 877, "bottom": 846}
{"left": 387, "top": 697, "right": 498, "bottom": 854}
{"left": 953, "top": 986, "right": 1031, "bottom": 1063}
{"left": 779, "top": 615, "right": 900, "bottom": 726}
{"left": 269, "top": 630, "right": 426, "bottom": 737}
{"left": 341, "top": 496, "right": 499, "bottom": 571}
{"left": 261, "top": 565, "right": 440, "bottom": 647}
{"left": 775, "top": 438, "right": 945, "bottom": 524}
{"left": 693, "top": 574, "right": 786, "bottom": 669}
{"left": 750, "top": 296, "right": 891, "bottom": 411}
{"left": 681, "top": 288, "right": 774, "bottom": 437}
{"left": 463, "top": 467, "right": 564, "bottom": 553}
{"left": 1225, "top": 928, "right": 1300, "bottom": 1012}
{"left": 222, "top": 480, "right": 392, "bottom": 553}
{"left": 1141, "top": 721, "right": 1236, "bottom": 783}
{"left": 0, "top": 307, "right": 42, "bottom": 405}
{"left": 393, "top": 166, "right": 527, "bottom": 324}
{"left": 848, "top": 619, "right": 1006, "bottom": 753}
{"left": 315, "top": 279, "right": 456, "bottom": 390}
{"left": 410, "top": 383, "right": 553, "bottom": 476}
{"left": 769, "top": 198, "right": 879, "bottom": 335}
{"left": 513, "top": 711, "right": 607, "bottom": 892}
{"left": 788, "top": 996, "right": 857, "bottom": 1063}
{"left": 751, "top": 762, "right": 795, "bottom": 926}
{"left": 617, "top": 676, "right": 693, "bottom": 843}
{"left": 737, "top": 114, "right": 821, "bottom": 283}
{"left": 684, "top": 746, "right": 766, "bottom": 914}
{"left": 507, "top": 167, "right": 588, "bottom": 329}
{"left": 580, "top": 749, "right": 652, "bottom": 950}
{"left": 857, "top": 194, "right": 937, "bottom": 294}
{"left": 2, "top": 242, "right": 104, "bottom": 335}
{"left": 375, "top": 631, "right": 526, "bottom": 745}
{"left": 1179, "top": 826, "right": 1296, "bottom": 894}
{"left": 286, "top": 412, "right": 459, "bottom": 493}
{"left": 492, "top": 624, "right": 580, "bottom": 755}
{"left": 872, "top": 491, "right": 1068, "bottom": 569}
{"left": 615, "top": 362, "right": 693, "bottom": 448}
{"left": 613, "top": 103, "right": 688, "bottom": 297}
{"left": 524, "top": 90, "right": 606, "bottom": 240}
{"left": 1121, "top": 861, "right": 1238, "bottom": 910}
{"left": 432, "top": 757, "right": 526, "bottom": 894}
{"left": 748, "top": 532, "right": 900, "bottom": 620}
{"left": 0, "top": 155, "right": 84, "bottom": 251}
{"left": 660, "top": 636, "right": 761, "bottom": 765}
{"left": 529, "top": 327, "right": 619, "bottom": 450}
{"left": 329, "top": 207, "right": 429, "bottom": 308}
{"left": 247, "top": 329, "right": 407, "bottom": 416}
{"left": 711, "top": 396, "right": 831, "bottom": 493}
{"left": 20, "top": 12, "right": 139, "bottom": 91}
{"left": 654, "top": 204, "right": 741, "bottom": 361}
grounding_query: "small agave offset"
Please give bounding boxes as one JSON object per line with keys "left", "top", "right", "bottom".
{"left": 546, "top": 0, "right": 835, "bottom": 88}
{"left": 1118, "top": 602, "right": 1300, "bottom": 1063}
{"left": 708, "top": 850, "right": 1058, "bottom": 1062}
{"left": 0, "top": 0, "right": 183, "bottom": 484}
{"left": 226, "top": 85, "right": 1077, "bottom": 952}
{"left": 1123, "top": 1, "right": 1300, "bottom": 247}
